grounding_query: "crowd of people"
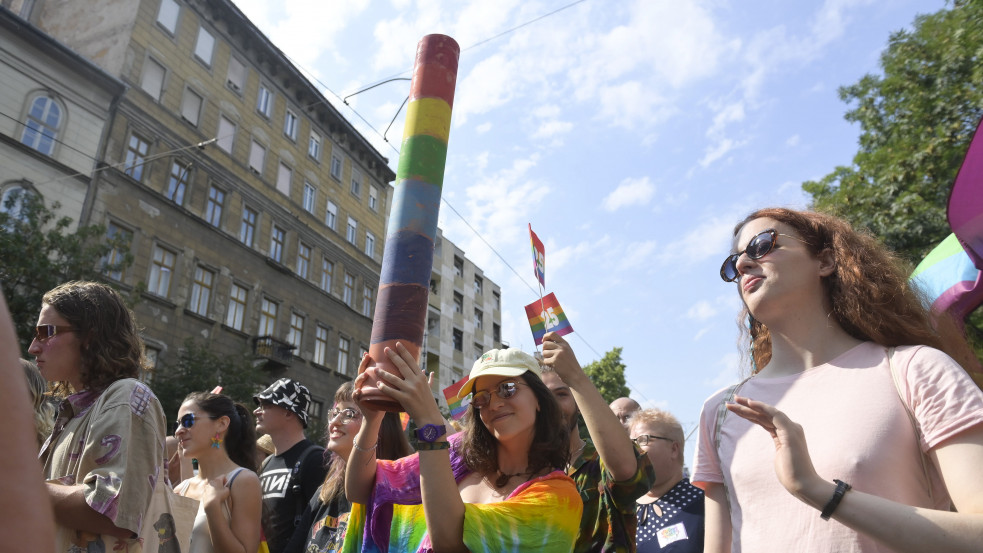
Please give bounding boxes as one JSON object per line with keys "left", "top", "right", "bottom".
{"left": 3, "top": 206, "right": 983, "bottom": 552}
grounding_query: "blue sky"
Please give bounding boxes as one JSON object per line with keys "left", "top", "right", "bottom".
{"left": 233, "top": 0, "right": 946, "bottom": 450}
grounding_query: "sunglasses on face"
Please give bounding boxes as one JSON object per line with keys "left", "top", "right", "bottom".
{"left": 632, "top": 434, "right": 673, "bottom": 447}
{"left": 719, "top": 229, "right": 808, "bottom": 282}
{"left": 471, "top": 381, "right": 526, "bottom": 410}
{"left": 176, "top": 412, "right": 218, "bottom": 429}
{"left": 34, "top": 324, "right": 73, "bottom": 341}
{"left": 328, "top": 407, "right": 360, "bottom": 424}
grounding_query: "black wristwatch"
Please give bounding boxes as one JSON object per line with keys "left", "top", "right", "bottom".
{"left": 414, "top": 423, "right": 447, "bottom": 443}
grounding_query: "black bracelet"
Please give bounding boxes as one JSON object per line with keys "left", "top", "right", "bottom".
{"left": 415, "top": 440, "right": 450, "bottom": 451}
{"left": 820, "top": 479, "right": 852, "bottom": 520}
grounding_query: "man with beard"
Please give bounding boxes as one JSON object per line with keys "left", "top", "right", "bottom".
{"left": 542, "top": 332, "right": 655, "bottom": 553}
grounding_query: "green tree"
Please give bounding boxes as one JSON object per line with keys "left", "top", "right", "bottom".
{"left": 0, "top": 190, "right": 132, "bottom": 353}
{"left": 582, "top": 347, "right": 630, "bottom": 403}
{"left": 152, "top": 338, "right": 269, "bottom": 433}
{"left": 803, "top": 0, "right": 983, "bottom": 263}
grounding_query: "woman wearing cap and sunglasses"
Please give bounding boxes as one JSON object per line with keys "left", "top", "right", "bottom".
{"left": 343, "top": 344, "right": 583, "bottom": 553}
{"left": 694, "top": 208, "right": 983, "bottom": 553}
{"left": 31, "top": 281, "right": 168, "bottom": 552}
{"left": 174, "top": 392, "right": 262, "bottom": 553}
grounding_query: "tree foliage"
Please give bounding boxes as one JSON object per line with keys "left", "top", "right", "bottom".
{"left": 803, "top": 0, "right": 983, "bottom": 263}
{"left": 152, "top": 338, "right": 269, "bottom": 433}
{"left": 0, "top": 190, "right": 131, "bottom": 353}
{"left": 583, "top": 346, "right": 630, "bottom": 403}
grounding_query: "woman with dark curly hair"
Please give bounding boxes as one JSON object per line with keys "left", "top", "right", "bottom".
{"left": 32, "top": 281, "right": 167, "bottom": 552}
{"left": 343, "top": 344, "right": 583, "bottom": 552}
{"left": 694, "top": 208, "right": 983, "bottom": 553}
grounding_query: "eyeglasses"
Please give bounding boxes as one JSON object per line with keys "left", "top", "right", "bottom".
{"left": 471, "top": 381, "right": 526, "bottom": 410}
{"left": 328, "top": 407, "right": 360, "bottom": 424}
{"left": 720, "top": 228, "right": 809, "bottom": 282}
{"left": 34, "top": 324, "right": 73, "bottom": 342}
{"left": 632, "top": 434, "right": 674, "bottom": 447}
{"left": 176, "top": 412, "right": 218, "bottom": 429}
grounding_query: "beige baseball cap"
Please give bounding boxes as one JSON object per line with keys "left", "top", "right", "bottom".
{"left": 457, "top": 348, "right": 542, "bottom": 399}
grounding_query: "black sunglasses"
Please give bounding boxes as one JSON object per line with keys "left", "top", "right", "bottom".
{"left": 34, "top": 324, "right": 74, "bottom": 341}
{"left": 632, "top": 434, "right": 673, "bottom": 447}
{"left": 472, "top": 381, "right": 526, "bottom": 409}
{"left": 176, "top": 412, "right": 218, "bottom": 429}
{"left": 720, "top": 229, "right": 808, "bottom": 282}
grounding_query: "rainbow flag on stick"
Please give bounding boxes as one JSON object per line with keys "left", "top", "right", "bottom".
{"left": 524, "top": 292, "right": 573, "bottom": 346}
{"left": 442, "top": 375, "right": 471, "bottom": 420}
{"left": 911, "top": 233, "right": 983, "bottom": 321}
{"left": 529, "top": 224, "right": 546, "bottom": 287}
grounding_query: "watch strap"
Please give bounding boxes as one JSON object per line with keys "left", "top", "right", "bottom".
{"left": 415, "top": 440, "right": 450, "bottom": 451}
{"left": 820, "top": 479, "right": 851, "bottom": 520}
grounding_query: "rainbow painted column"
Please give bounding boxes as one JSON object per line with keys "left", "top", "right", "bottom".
{"left": 359, "top": 34, "right": 459, "bottom": 411}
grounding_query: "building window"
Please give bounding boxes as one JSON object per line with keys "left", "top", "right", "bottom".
{"left": 474, "top": 276, "right": 483, "bottom": 296}
{"left": 308, "top": 132, "right": 321, "bottom": 160}
{"left": 181, "top": 87, "right": 203, "bottom": 126}
{"left": 205, "top": 186, "right": 224, "bottom": 227}
{"left": 337, "top": 337, "right": 351, "bottom": 374}
{"left": 156, "top": 0, "right": 179, "bottom": 34}
{"left": 474, "top": 342, "right": 484, "bottom": 359}
{"left": 493, "top": 323, "right": 501, "bottom": 344}
{"left": 474, "top": 308, "right": 483, "bottom": 330}
{"left": 325, "top": 201, "right": 337, "bottom": 230}
{"left": 287, "top": 313, "right": 304, "bottom": 349}
{"left": 103, "top": 222, "right": 132, "bottom": 281}
{"left": 362, "top": 285, "right": 373, "bottom": 317}
{"left": 369, "top": 185, "right": 379, "bottom": 211}
{"left": 270, "top": 225, "right": 285, "bottom": 263}
{"left": 303, "top": 182, "right": 316, "bottom": 213}
{"left": 308, "top": 399, "right": 323, "bottom": 422}
{"left": 194, "top": 26, "right": 215, "bottom": 66}
{"left": 248, "top": 139, "right": 265, "bottom": 174}
{"left": 346, "top": 217, "right": 357, "bottom": 244}
{"left": 296, "top": 242, "right": 311, "bottom": 279}
{"left": 259, "top": 298, "right": 278, "bottom": 336}
{"left": 453, "top": 328, "right": 463, "bottom": 351}
{"left": 453, "top": 292, "right": 463, "bottom": 314}
{"left": 148, "top": 245, "right": 176, "bottom": 297}
{"left": 350, "top": 170, "right": 361, "bottom": 197}
{"left": 123, "top": 134, "right": 150, "bottom": 181}
{"left": 284, "top": 110, "right": 298, "bottom": 141}
{"left": 189, "top": 265, "right": 214, "bottom": 316}
{"left": 364, "top": 232, "right": 375, "bottom": 258}
{"left": 330, "top": 154, "right": 342, "bottom": 180}
{"left": 165, "top": 161, "right": 190, "bottom": 205}
{"left": 0, "top": 185, "right": 33, "bottom": 223}
{"left": 453, "top": 256, "right": 464, "bottom": 278}
{"left": 226, "top": 56, "right": 246, "bottom": 93}
{"left": 140, "top": 57, "right": 166, "bottom": 101}
{"left": 276, "top": 162, "right": 291, "bottom": 196}
{"left": 343, "top": 273, "right": 354, "bottom": 307}
{"left": 239, "top": 207, "right": 257, "bottom": 246}
{"left": 314, "top": 325, "right": 329, "bottom": 366}
{"left": 493, "top": 290, "right": 501, "bottom": 310}
{"left": 143, "top": 345, "right": 160, "bottom": 382}
{"left": 21, "top": 96, "right": 60, "bottom": 156}
{"left": 226, "top": 283, "right": 247, "bottom": 331}
{"left": 320, "top": 258, "right": 333, "bottom": 293}
{"left": 217, "top": 115, "right": 235, "bottom": 153}
{"left": 257, "top": 84, "right": 273, "bottom": 118}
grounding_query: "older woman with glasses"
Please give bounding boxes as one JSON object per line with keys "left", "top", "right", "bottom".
{"left": 343, "top": 345, "right": 583, "bottom": 552}
{"left": 31, "top": 281, "right": 167, "bottom": 552}
{"left": 694, "top": 208, "right": 983, "bottom": 553}
{"left": 284, "top": 382, "right": 412, "bottom": 553}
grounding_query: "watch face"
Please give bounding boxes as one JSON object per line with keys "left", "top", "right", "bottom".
{"left": 422, "top": 425, "right": 437, "bottom": 441}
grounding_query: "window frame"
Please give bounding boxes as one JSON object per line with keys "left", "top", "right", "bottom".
{"left": 296, "top": 242, "right": 311, "bottom": 279}
{"left": 270, "top": 224, "right": 285, "bottom": 263}
{"left": 284, "top": 109, "right": 298, "bottom": 141}
{"left": 189, "top": 264, "right": 215, "bottom": 317}
{"left": 239, "top": 206, "right": 257, "bottom": 246}
{"left": 148, "top": 244, "right": 177, "bottom": 298}
{"left": 226, "top": 282, "right": 248, "bottom": 331}
{"left": 302, "top": 182, "right": 316, "bottom": 213}
{"left": 165, "top": 160, "right": 191, "bottom": 205}
{"left": 140, "top": 56, "right": 167, "bottom": 101}
{"left": 123, "top": 133, "right": 151, "bottom": 181}
{"left": 194, "top": 26, "right": 215, "bottom": 67}
{"left": 205, "top": 185, "right": 225, "bottom": 227}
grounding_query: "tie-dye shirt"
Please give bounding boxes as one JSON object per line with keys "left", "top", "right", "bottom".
{"left": 40, "top": 378, "right": 167, "bottom": 553}
{"left": 341, "top": 434, "right": 583, "bottom": 553}
{"left": 568, "top": 439, "right": 656, "bottom": 553}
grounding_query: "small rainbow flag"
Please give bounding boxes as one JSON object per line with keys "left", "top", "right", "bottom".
{"left": 524, "top": 292, "right": 573, "bottom": 346}
{"left": 399, "top": 411, "right": 410, "bottom": 430}
{"left": 911, "top": 233, "right": 983, "bottom": 320}
{"left": 529, "top": 224, "right": 545, "bottom": 287}
{"left": 442, "top": 375, "right": 471, "bottom": 420}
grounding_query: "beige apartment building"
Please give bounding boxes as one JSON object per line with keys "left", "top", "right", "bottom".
{"left": 17, "top": 0, "right": 396, "bottom": 422}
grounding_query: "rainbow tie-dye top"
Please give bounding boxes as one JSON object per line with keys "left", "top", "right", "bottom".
{"left": 340, "top": 435, "right": 582, "bottom": 553}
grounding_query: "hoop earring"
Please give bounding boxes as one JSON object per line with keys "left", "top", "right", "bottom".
{"left": 211, "top": 433, "right": 223, "bottom": 449}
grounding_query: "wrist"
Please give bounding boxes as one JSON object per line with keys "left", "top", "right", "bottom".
{"left": 794, "top": 476, "right": 835, "bottom": 509}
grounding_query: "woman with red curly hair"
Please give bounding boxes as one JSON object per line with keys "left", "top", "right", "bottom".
{"left": 32, "top": 281, "right": 167, "bottom": 552}
{"left": 694, "top": 208, "right": 983, "bottom": 553}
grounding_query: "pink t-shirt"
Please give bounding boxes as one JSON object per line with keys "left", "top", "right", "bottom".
{"left": 693, "top": 342, "right": 983, "bottom": 553}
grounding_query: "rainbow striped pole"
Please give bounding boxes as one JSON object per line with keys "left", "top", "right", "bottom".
{"left": 359, "top": 34, "right": 459, "bottom": 411}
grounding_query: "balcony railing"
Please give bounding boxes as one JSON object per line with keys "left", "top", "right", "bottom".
{"left": 252, "top": 336, "right": 295, "bottom": 367}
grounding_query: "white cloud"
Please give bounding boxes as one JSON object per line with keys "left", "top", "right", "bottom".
{"left": 618, "top": 240, "right": 658, "bottom": 271}
{"left": 687, "top": 300, "right": 718, "bottom": 322}
{"left": 602, "top": 177, "right": 656, "bottom": 212}
{"left": 704, "top": 353, "right": 741, "bottom": 389}
{"left": 475, "top": 122, "right": 493, "bottom": 134}
{"left": 700, "top": 137, "right": 746, "bottom": 168}
{"left": 531, "top": 120, "right": 574, "bottom": 140}
{"left": 786, "top": 134, "right": 801, "bottom": 147}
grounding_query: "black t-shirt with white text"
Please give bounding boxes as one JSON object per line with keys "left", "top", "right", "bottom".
{"left": 259, "top": 439, "right": 327, "bottom": 553}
